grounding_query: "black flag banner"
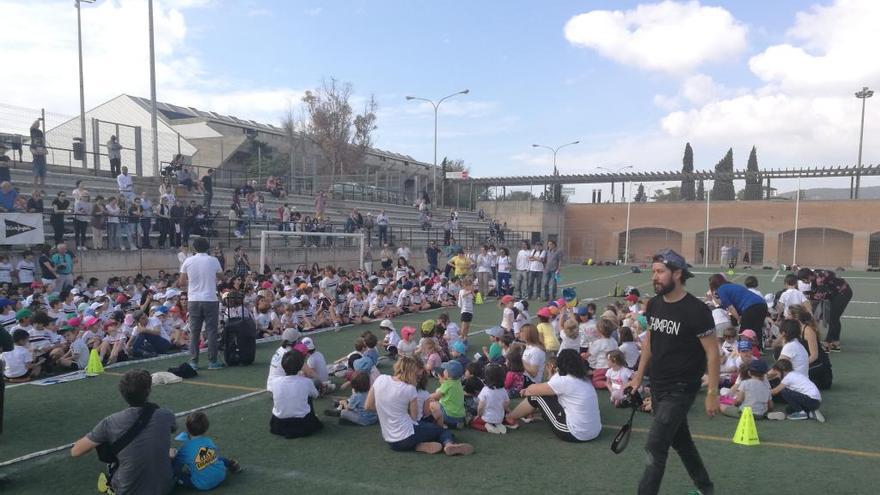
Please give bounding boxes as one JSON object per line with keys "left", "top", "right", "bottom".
{"left": 0, "top": 213, "right": 44, "bottom": 244}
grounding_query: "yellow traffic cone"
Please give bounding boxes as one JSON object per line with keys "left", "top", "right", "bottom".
{"left": 732, "top": 406, "right": 760, "bottom": 446}
{"left": 85, "top": 348, "right": 105, "bottom": 377}
{"left": 475, "top": 292, "right": 484, "bottom": 305}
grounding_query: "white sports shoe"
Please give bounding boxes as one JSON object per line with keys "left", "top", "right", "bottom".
{"left": 810, "top": 410, "right": 826, "bottom": 423}
{"left": 485, "top": 423, "right": 507, "bottom": 434}
{"left": 767, "top": 411, "right": 786, "bottom": 421}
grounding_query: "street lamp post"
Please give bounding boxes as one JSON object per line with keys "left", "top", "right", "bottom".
{"left": 405, "top": 89, "right": 469, "bottom": 209}
{"left": 598, "top": 165, "right": 634, "bottom": 202}
{"left": 532, "top": 141, "right": 579, "bottom": 202}
{"left": 854, "top": 86, "right": 874, "bottom": 199}
{"left": 75, "top": 0, "right": 95, "bottom": 169}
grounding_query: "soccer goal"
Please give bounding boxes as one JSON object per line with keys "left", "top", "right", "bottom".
{"left": 259, "top": 230, "right": 367, "bottom": 274}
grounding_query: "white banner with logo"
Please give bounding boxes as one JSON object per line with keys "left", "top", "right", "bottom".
{"left": 0, "top": 213, "right": 45, "bottom": 244}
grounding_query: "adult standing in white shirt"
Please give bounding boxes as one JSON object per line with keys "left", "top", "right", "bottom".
{"left": 180, "top": 237, "right": 223, "bottom": 370}
{"left": 475, "top": 245, "right": 492, "bottom": 298}
{"left": 527, "top": 241, "right": 546, "bottom": 300}
{"left": 117, "top": 166, "right": 134, "bottom": 202}
{"left": 514, "top": 240, "right": 531, "bottom": 299}
{"left": 107, "top": 135, "right": 123, "bottom": 177}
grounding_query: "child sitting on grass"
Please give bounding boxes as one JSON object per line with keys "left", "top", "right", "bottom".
{"left": 472, "top": 363, "right": 514, "bottom": 434}
{"left": 559, "top": 318, "right": 581, "bottom": 354}
{"left": 428, "top": 360, "right": 467, "bottom": 429}
{"left": 397, "top": 326, "right": 418, "bottom": 358}
{"left": 721, "top": 359, "right": 772, "bottom": 419}
{"left": 605, "top": 350, "right": 633, "bottom": 407}
{"left": 270, "top": 351, "right": 324, "bottom": 438}
{"left": 2, "top": 329, "right": 44, "bottom": 382}
{"left": 172, "top": 412, "right": 241, "bottom": 490}
{"left": 768, "top": 358, "right": 824, "bottom": 422}
{"left": 325, "top": 371, "right": 379, "bottom": 426}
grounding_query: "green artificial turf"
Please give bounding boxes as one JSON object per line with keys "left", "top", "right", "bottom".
{"left": 2, "top": 265, "right": 879, "bottom": 494}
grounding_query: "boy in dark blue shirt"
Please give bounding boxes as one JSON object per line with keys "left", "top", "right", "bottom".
{"left": 173, "top": 412, "right": 241, "bottom": 490}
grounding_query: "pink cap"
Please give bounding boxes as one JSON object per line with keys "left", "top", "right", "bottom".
{"left": 500, "top": 295, "right": 514, "bottom": 304}
{"left": 536, "top": 307, "right": 552, "bottom": 318}
{"left": 293, "top": 342, "right": 309, "bottom": 356}
{"left": 83, "top": 316, "right": 99, "bottom": 328}
{"left": 555, "top": 298, "right": 566, "bottom": 308}
{"left": 261, "top": 281, "right": 273, "bottom": 289}
{"left": 739, "top": 329, "right": 757, "bottom": 340}
{"left": 401, "top": 326, "right": 416, "bottom": 340}
{"left": 67, "top": 317, "right": 82, "bottom": 327}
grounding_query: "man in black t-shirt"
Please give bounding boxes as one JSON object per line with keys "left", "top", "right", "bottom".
{"left": 628, "top": 249, "right": 719, "bottom": 495}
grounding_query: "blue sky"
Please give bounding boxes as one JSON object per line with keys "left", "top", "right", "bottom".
{"left": 2, "top": 0, "right": 879, "bottom": 200}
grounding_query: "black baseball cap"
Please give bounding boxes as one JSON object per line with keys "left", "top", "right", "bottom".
{"left": 652, "top": 249, "right": 693, "bottom": 280}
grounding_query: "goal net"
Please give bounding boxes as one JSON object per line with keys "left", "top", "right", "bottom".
{"left": 259, "top": 230, "right": 366, "bottom": 274}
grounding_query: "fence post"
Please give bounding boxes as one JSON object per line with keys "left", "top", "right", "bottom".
{"left": 91, "top": 117, "right": 101, "bottom": 172}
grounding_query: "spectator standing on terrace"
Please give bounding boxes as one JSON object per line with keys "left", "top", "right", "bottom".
{"left": 50, "top": 191, "right": 70, "bottom": 245}
{"left": 201, "top": 168, "right": 214, "bottom": 210}
{"left": 30, "top": 120, "right": 48, "bottom": 187}
{"left": 376, "top": 210, "right": 390, "bottom": 245}
{"left": 314, "top": 190, "right": 327, "bottom": 220}
{"left": 107, "top": 135, "right": 123, "bottom": 177}
{"left": 137, "top": 193, "right": 154, "bottom": 249}
{"left": 363, "top": 212, "right": 375, "bottom": 246}
{"left": 514, "top": 240, "right": 531, "bottom": 299}
{"left": 425, "top": 240, "right": 441, "bottom": 274}
{"left": 117, "top": 166, "right": 134, "bottom": 202}
{"left": 396, "top": 243, "right": 411, "bottom": 264}
{"left": 72, "top": 191, "right": 91, "bottom": 250}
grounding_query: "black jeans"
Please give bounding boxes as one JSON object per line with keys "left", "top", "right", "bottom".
{"left": 639, "top": 383, "right": 713, "bottom": 495}
{"left": 740, "top": 303, "right": 768, "bottom": 349}
{"left": 825, "top": 287, "right": 852, "bottom": 342}
{"left": 378, "top": 225, "right": 388, "bottom": 245}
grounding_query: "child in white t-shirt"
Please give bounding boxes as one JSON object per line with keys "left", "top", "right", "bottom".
{"left": 499, "top": 295, "right": 515, "bottom": 335}
{"left": 777, "top": 320, "right": 810, "bottom": 377}
{"left": 558, "top": 319, "right": 581, "bottom": 354}
{"left": 769, "top": 358, "right": 823, "bottom": 422}
{"left": 778, "top": 274, "right": 809, "bottom": 317}
{"left": 586, "top": 318, "right": 618, "bottom": 389}
{"left": 617, "top": 326, "right": 641, "bottom": 369}
{"left": 605, "top": 350, "right": 633, "bottom": 407}
{"left": 269, "top": 350, "right": 323, "bottom": 438}
{"left": 472, "top": 363, "right": 512, "bottom": 434}
{"left": 2, "top": 329, "right": 43, "bottom": 382}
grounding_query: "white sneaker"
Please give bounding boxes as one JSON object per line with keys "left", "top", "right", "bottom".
{"left": 767, "top": 411, "right": 786, "bottom": 421}
{"left": 810, "top": 410, "right": 826, "bottom": 423}
{"left": 485, "top": 423, "right": 507, "bottom": 434}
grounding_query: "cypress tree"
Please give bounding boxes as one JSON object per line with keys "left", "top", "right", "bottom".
{"left": 680, "top": 143, "right": 695, "bottom": 200}
{"left": 743, "top": 146, "right": 762, "bottom": 200}
{"left": 710, "top": 148, "right": 735, "bottom": 200}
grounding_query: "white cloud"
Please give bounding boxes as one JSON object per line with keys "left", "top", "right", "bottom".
{"left": 748, "top": 0, "right": 880, "bottom": 94}
{"left": 0, "top": 0, "right": 301, "bottom": 130}
{"left": 564, "top": 1, "right": 748, "bottom": 73}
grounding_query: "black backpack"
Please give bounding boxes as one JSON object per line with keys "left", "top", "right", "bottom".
{"left": 223, "top": 308, "right": 257, "bottom": 366}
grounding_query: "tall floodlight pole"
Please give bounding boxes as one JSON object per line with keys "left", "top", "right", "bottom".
{"left": 75, "top": 0, "right": 95, "bottom": 168}
{"left": 148, "top": 0, "right": 160, "bottom": 176}
{"left": 854, "top": 86, "right": 874, "bottom": 199}
{"left": 405, "top": 90, "right": 469, "bottom": 208}
{"left": 532, "top": 141, "right": 579, "bottom": 202}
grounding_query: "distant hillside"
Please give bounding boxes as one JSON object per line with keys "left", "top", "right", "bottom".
{"left": 776, "top": 185, "right": 880, "bottom": 200}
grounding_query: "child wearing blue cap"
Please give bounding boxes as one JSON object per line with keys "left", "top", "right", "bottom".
{"left": 450, "top": 340, "right": 469, "bottom": 369}
{"left": 428, "top": 360, "right": 466, "bottom": 429}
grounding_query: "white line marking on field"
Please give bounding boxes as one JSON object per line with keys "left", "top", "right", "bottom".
{"left": 0, "top": 390, "right": 266, "bottom": 468}
{"left": 842, "top": 315, "right": 880, "bottom": 319}
{"left": 772, "top": 270, "right": 781, "bottom": 283}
